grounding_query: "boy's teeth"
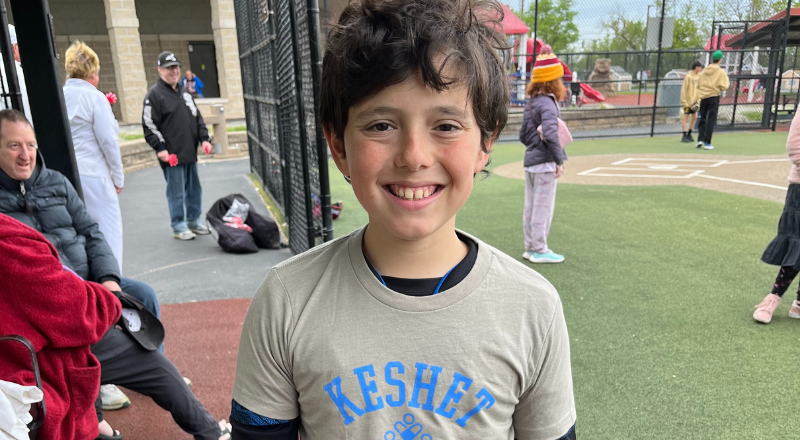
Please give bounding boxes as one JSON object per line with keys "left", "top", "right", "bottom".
{"left": 391, "top": 185, "right": 437, "bottom": 201}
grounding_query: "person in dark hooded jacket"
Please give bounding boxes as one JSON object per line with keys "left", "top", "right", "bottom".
{"left": 518, "top": 52, "right": 567, "bottom": 264}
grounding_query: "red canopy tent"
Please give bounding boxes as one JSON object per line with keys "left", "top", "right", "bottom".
{"left": 480, "top": 3, "right": 530, "bottom": 35}
{"left": 705, "top": 34, "right": 736, "bottom": 50}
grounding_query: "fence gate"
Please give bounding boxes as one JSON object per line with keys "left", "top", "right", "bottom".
{"left": 233, "top": 0, "right": 332, "bottom": 254}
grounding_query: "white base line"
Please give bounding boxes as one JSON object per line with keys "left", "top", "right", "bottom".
{"left": 695, "top": 174, "right": 787, "bottom": 190}
{"left": 130, "top": 256, "right": 219, "bottom": 278}
{"left": 724, "top": 158, "right": 790, "bottom": 165}
{"left": 578, "top": 167, "right": 704, "bottom": 179}
{"left": 582, "top": 173, "right": 696, "bottom": 178}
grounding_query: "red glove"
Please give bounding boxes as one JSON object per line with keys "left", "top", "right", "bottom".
{"left": 105, "top": 92, "right": 117, "bottom": 106}
{"left": 168, "top": 154, "right": 178, "bottom": 167}
{"left": 203, "top": 143, "right": 212, "bottom": 155}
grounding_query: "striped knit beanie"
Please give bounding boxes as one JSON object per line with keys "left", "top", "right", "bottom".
{"left": 531, "top": 53, "right": 564, "bottom": 83}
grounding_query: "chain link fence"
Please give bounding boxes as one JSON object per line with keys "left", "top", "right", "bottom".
{"left": 505, "top": 0, "right": 794, "bottom": 140}
{"left": 234, "top": 0, "right": 332, "bottom": 254}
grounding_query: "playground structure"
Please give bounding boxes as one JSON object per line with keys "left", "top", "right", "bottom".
{"left": 505, "top": 0, "right": 795, "bottom": 140}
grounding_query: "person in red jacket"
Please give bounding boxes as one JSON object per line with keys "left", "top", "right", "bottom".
{"left": 0, "top": 212, "right": 122, "bottom": 440}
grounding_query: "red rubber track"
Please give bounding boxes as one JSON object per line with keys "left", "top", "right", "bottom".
{"left": 104, "top": 298, "right": 251, "bottom": 440}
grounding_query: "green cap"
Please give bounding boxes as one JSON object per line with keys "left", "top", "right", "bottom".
{"left": 712, "top": 50, "right": 724, "bottom": 61}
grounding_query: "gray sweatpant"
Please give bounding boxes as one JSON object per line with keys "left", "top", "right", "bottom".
{"left": 523, "top": 171, "right": 558, "bottom": 253}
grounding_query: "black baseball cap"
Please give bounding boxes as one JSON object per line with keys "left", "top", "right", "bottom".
{"left": 158, "top": 51, "right": 181, "bottom": 68}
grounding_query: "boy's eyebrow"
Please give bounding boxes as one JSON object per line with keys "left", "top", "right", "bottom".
{"left": 354, "top": 106, "right": 399, "bottom": 121}
{"left": 431, "top": 106, "right": 468, "bottom": 119}
{"left": 354, "top": 105, "right": 469, "bottom": 120}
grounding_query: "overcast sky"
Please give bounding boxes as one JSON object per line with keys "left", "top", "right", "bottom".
{"left": 501, "top": 0, "right": 680, "bottom": 45}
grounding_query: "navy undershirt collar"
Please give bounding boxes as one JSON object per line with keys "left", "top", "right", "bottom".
{"left": 364, "top": 233, "right": 478, "bottom": 296}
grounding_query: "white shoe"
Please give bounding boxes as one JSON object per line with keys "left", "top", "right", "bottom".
{"left": 702, "top": 143, "right": 715, "bottom": 150}
{"left": 174, "top": 230, "right": 197, "bottom": 240}
{"left": 218, "top": 419, "right": 232, "bottom": 440}
{"left": 100, "top": 384, "right": 131, "bottom": 411}
{"left": 696, "top": 141, "right": 703, "bottom": 148}
{"left": 189, "top": 224, "right": 211, "bottom": 235}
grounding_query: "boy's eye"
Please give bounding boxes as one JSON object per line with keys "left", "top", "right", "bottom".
{"left": 369, "top": 123, "right": 393, "bottom": 132}
{"left": 436, "top": 124, "right": 460, "bottom": 132}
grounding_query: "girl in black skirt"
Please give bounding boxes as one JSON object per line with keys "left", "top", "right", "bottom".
{"left": 756, "top": 115, "right": 800, "bottom": 323}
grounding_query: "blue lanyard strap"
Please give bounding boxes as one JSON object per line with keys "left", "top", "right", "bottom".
{"left": 375, "top": 263, "right": 459, "bottom": 295}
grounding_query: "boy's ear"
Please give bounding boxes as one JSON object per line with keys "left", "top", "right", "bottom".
{"left": 474, "top": 131, "right": 496, "bottom": 173}
{"left": 324, "top": 125, "right": 350, "bottom": 177}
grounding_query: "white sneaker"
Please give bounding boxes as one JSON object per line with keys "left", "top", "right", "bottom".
{"left": 189, "top": 224, "right": 211, "bottom": 235}
{"left": 702, "top": 143, "right": 715, "bottom": 150}
{"left": 174, "top": 230, "right": 197, "bottom": 240}
{"left": 696, "top": 141, "right": 703, "bottom": 149}
{"left": 218, "top": 419, "right": 232, "bottom": 440}
{"left": 100, "top": 384, "right": 131, "bottom": 411}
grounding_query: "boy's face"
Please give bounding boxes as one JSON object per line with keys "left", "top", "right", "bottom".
{"left": 326, "top": 72, "right": 492, "bottom": 242}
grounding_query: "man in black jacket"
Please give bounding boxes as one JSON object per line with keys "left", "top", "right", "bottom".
{"left": 142, "top": 51, "right": 213, "bottom": 240}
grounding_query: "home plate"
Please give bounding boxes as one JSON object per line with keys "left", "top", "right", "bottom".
{"left": 648, "top": 165, "right": 679, "bottom": 171}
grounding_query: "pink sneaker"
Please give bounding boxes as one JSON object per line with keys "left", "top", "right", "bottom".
{"left": 754, "top": 294, "right": 781, "bottom": 324}
{"left": 789, "top": 300, "right": 800, "bottom": 319}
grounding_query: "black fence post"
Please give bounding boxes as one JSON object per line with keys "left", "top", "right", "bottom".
{"left": 10, "top": 0, "right": 82, "bottom": 197}
{"left": 773, "top": 0, "right": 793, "bottom": 131}
{"left": 0, "top": 2, "right": 22, "bottom": 111}
{"left": 306, "top": 0, "right": 333, "bottom": 242}
{"left": 286, "top": 0, "right": 316, "bottom": 249}
{"left": 650, "top": 0, "right": 666, "bottom": 137}
{"left": 532, "top": 0, "right": 538, "bottom": 56}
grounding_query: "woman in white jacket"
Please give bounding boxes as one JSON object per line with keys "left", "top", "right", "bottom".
{"left": 63, "top": 41, "right": 125, "bottom": 272}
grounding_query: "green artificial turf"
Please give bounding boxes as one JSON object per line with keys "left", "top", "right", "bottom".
{"left": 325, "top": 131, "right": 798, "bottom": 438}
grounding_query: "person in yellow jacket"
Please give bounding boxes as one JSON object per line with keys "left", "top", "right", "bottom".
{"left": 680, "top": 61, "right": 703, "bottom": 143}
{"left": 696, "top": 50, "right": 730, "bottom": 150}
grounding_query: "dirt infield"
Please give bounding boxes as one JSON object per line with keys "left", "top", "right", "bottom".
{"left": 493, "top": 154, "right": 791, "bottom": 203}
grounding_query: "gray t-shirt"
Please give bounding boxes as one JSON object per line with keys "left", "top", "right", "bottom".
{"left": 233, "top": 227, "right": 575, "bottom": 439}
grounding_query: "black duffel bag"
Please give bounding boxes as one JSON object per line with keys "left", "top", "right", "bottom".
{"left": 206, "top": 193, "right": 282, "bottom": 253}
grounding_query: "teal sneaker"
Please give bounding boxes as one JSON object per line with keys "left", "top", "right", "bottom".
{"left": 530, "top": 251, "right": 565, "bottom": 264}
{"left": 522, "top": 251, "right": 537, "bottom": 261}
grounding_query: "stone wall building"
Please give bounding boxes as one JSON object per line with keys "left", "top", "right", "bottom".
{"left": 5, "top": 0, "right": 243, "bottom": 124}
{"left": 4, "top": 0, "right": 356, "bottom": 125}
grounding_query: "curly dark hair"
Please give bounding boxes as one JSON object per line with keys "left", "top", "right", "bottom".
{"left": 320, "top": 0, "right": 510, "bottom": 150}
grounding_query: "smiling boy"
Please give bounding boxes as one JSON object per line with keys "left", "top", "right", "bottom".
{"left": 230, "top": 1, "right": 576, "bottom": 439}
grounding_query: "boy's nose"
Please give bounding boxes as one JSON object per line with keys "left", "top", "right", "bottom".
{"left": 396, "top": 131, "right": 434, "bottom": 171}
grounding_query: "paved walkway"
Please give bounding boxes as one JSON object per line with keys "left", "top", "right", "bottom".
{"left": 119, "top": 157, "right": 292, "bottom": 304}
{"left": 106, "top": 157, "right": 292, "bottom": 438}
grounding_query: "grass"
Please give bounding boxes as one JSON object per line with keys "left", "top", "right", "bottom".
{"left": 321, "top": 130, "right": 797, "bottom": 438}
{"left": 247, "top": 173, "right": 288, "bottom": 239}
{"left": 744, "top": 111, "right": 764, "bottom": 122}
{"left": 119, "top": 125, "right": 247, "bottom": 141}
{"left": 120, "top": 133, "right": 144, "bottom": 141}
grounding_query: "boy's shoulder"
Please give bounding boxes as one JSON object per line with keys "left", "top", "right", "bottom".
{"left": 270, "top": 228, "right": 357, "bottom": 279}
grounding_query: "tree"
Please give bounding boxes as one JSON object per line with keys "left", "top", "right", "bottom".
{"left": 587, "top": 2, "right": 712, "bottom": 52}
{"left": 518, "top": 0, "right": 579, "bottom": 53}
{"left": 585, "top": 13, "right": 646, "bottom": 52}
{"left": 671, "top": 3, "right": 712, "bottom": 49}
{"left": 716, "top": 0, "right": 787, "bottom": 22}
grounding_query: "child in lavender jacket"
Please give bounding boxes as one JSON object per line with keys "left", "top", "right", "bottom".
{"left": 519, "top": 52, "right": 568, "bottom": 264}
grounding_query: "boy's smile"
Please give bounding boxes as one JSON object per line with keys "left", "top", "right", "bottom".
{"left": 326, "top": 71, "right": 492, "bottom": 247}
